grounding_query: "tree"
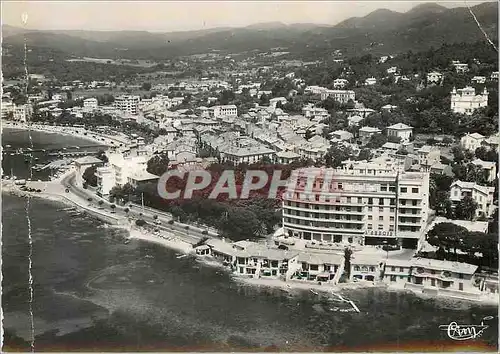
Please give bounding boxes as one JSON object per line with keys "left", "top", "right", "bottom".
{"left": 427, "top": 222, "right": 468, "bottom": 256}
{"left": 146, "top": 153, "right": 170, "bottom": 176}
{"left": 304, "top": 129, "right": 314, "bottom": 141}
{"left": 82, "top": 166, "right": 98, "bottom": 187}
{"left": 110, "top": 204, "right": 116, "bottom": 213}
{"left": 124, "top": 208, "right": 130, "bottom": 214}
{"left": 366, "top": 134, "right": 387, "bottom": 149}
{"left": 98, "top": 200, "right": 104, "bottom": 208}
{"left": 136, "top": 219, "right": 146, "bottom": 227}
{"left": 142, "top": 82, "right": 152, "bottom": 91}
{"left": 357, "top": 149, "right": 372, "bottom": 161}
{"left": 96, "top": 150, "right": 108, "bottom": 163}
{"left": 454, "top": 196, "right": 478, "bottom": 221}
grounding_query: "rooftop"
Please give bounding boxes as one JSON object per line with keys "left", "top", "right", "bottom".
{"left": 411, "top": 258, "right": 478, "bottom": 275}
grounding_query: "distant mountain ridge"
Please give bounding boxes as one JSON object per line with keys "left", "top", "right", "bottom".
{"left": 2, "top": 2, "right": 497, "bottom": 59}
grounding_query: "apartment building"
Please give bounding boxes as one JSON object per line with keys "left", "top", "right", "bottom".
{"left": 83, "top": 97, "right": 98, "bottom": 111}
{"left": 282, "top": 163, "right": 430, "bottom": 249}
{"left": 450, "top": 87, "right": 488, "bottom": 115}
{"left": 450, "top": 181, "right": 495, "bottom": 218}
{"left": 333, "top": 79, "right": 349, "bottom": 89}
{"left": 210, "top": 105, "right": 238, "bottom": 119}
{"left": 114, "top": 95, "right": 140, "bottom": 115}
{"left": 96, "top": 146, "right": 151, "bottom": 197}
{"left": 320, "top": 89, "right": 355, "bottom": 104}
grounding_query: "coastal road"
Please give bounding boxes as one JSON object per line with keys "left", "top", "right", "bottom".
{"left": 60, "top": 172, "right": 209, "bottom": 243}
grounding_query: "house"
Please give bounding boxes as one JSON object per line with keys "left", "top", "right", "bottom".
{"left": 426, "top": 71, "right": 443, "bottom": 85}
{"left": 383, "top": 259, "right": 412, "bottom": 286}
{"left": 407, "top": 258, "right": 480, "bottom": 297}
{"left": 387, "top": 67, "right": 397, "bottom": 74}
{"left": 333, "top": 78, "right": 349, "bottom": 89}
{"left": 490, "top": 71, "right": 499, "bottom": 80}
{"left": 453, "top": 63, "right": 469, "bottom": 73}
{"left": 330, "top": 130, "right": 353, "bottom": 141}
{"left": 347, "top": 115, "right": 364, "bottom": 127}
{"left": 450, "top": 87, "right": 488, "bottom": 115}
{"left": 450, "top": 181, "right": 495, "bottom": 218}
{"left": 417, "top": 145, "right": 441, "bottom": 167}
{"left": 350, "top": 255, "right": 385, "bottom": 282}
{"left": 269, "top": 97, "right": 288, "bottom": 109}
{"left": 276, "top": 150, "right": 301, "bottom": 164}
{"left": 127, "top": 170, "right": 159, "bottom": 188}
{"left": 320, "top": 89, "right": 355, "bottom": 103}
{"left": 211, "top": 105, "right": 238, "bottom": 119}
{"left": 460, "top": 132, "right": 485, "bottom": 152}
{"left": 292, "top": 253, "right": 344, "bottom": 284}
{"left": 365, "top": 77, "right": 377, "bottom": 86}
{"left": 471, "top": 76, "right": 486, "bottom": 84}
{"left": 381, "top": 142, "right": 401, "bottom": 154}
{"left": 386, "top": 123, "right": 413, "bottom": 143}
{"left": 381, "top": 104, "right": 397, "bottom": 112}
{"left": 73, "top": 156, "right": 104, "bottom": 187}
{"left": 359, "top": 126, "right": 382, "bottom": 145}
{"left": 83, "top": 98, "right": 98, "bottom": 111}
{"left": 471, "top": 159, "right": 497, "bottom": 183}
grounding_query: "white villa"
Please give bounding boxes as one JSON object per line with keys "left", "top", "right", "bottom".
{"left": 450, "top": 87, "right": 488, "bottom": 115}
{"left": 386, "top": 123, "right": 413, "bottom": 143}
{"left": 460, "top": 132, "right": 485, "bottom": 152}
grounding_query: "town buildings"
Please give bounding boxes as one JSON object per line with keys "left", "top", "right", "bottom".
{"left": 83, "top": 97, "right": 98, "bottom": 111}
{"left": 210, "top": 105, "right": 238, "bottom": 119}
{"left": 450, "top": 87, "right": 488, "bottom": 115}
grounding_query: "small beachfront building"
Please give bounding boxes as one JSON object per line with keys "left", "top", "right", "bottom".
{"left": 350, "top": 254, "right": 385, "bottom": 282}
{"left": 406, "top": 258, "right": 480, "bottom": 298}
{"left": 382, "top": 259, "right": 412, "bottom": 286}
{"left": 292, "top": 253, "right": 345, "bottom": 284}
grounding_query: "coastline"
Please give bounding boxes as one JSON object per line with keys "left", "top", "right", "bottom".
{"left": 4, "top": 183, "right": 498, "bottom": 307}
{"left": 1, "top": 121, "right": 130, "bottom": 147}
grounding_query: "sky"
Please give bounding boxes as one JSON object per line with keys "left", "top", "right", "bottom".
{"left": 2, "top": 1, "right": 490, "bottom": 32}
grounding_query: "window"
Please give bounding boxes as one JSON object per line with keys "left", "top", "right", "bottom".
{"left": 358, "top": 197, "right": 362, "bottom": 203}
{"left": 381, "top": 185, "right": 387, "bottom": 192}
{"left": 400, "top": 267, "right": 404, "bottom": 272}
{"left": 390, "top": 208, "right": 395, "bottom": 212}
{"left": 390, "top": 216, "right": 395, "bottom": 221}
{"left": 391, "top": 267, "right": 396, "bottom": 271}
{"left": 354, "top": 266, "right": 360, "bottom": 271}
{"left": 378, "top": 224, "right": 383, "bottom": 230}
{"left": 338, "top": 183, "right": 343, "bottom": 190}
{"left": 379, "top": 207, "right": 383, "bottom": 212}
{"left": 368, "top": 215, "right": 373, "bottom": 220}
{"left": 390, "top": 199, "right": 395, "bottom": 205}
{"left": 379, "top": 199, "right": 384, "bottom": 206}
{"left": 389, "top": 225, "right": 395, "bottom": 231}
{"left": 368, "top": 207, "right": 373, "bottom": 212}
{"left": 401, "top": 187, "right": 407, "bottom": 193}
{"left": 369, "top": 266, "right": 375, "bottom": 272}
{"left": 412, "top": 187, "right": 419, "bottom": 193}
{"left": 310, "top": 264, "right": 319, "bottom": 271}
{"left": 390, "top": 275, "right": 397, "bottom": 282}
{"left": 368, "top": 198, "right": 373, "bottom": 205}
{"left": 412, "top": 200, "right": 418, "bottom": 206}
{"left": 347, "top": 197, "right": 351, "bottom": 203}
{"left": 368, "top": 223, "right": 373, "bottom": 230}
{"left": 379, "top": 216, "right": 384, "bottom": 221}
{"left": 459, "top": 273, "right": 464, "bottom": 279}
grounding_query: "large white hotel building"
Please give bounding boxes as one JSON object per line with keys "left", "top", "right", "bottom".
{"left": 282, "top": 161, "right": 430, "bottom": 249}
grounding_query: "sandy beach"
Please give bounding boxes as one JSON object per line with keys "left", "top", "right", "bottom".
{"left": 2, "top": 121, "right": 130, "bottom": 147}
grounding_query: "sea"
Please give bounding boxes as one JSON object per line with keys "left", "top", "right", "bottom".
{"left": 1, "top": 128, "right": 498, "bottom": 352}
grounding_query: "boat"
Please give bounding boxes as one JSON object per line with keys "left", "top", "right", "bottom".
{"left": 124, "top": 239, "right": 131, "bottom": 244}
{"left": 310, "top": 290, "right": 319, "bottom": 295}
{"left": 176, "top": 254, "right": 187, "bottom": 259}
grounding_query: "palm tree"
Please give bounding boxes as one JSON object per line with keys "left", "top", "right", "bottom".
{"left": 110, "top": 204, "right": 116, "bottom": 213}
{"left": 98, "top": 200, "right": 104, "bottom": 209}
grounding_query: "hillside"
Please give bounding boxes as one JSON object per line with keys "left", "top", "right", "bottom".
{"left": 2, "top": 2, "right": 497, "bottom": 60}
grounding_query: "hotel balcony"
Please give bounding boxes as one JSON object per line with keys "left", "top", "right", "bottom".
{"left": 283, "top": 213, "right": 364, "bottom": 224}
{"left": 283, "top": 204, "right": 365, "bottom": 215}
{"left": 283, "top": 221, "right": 365, "bottom": 233}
